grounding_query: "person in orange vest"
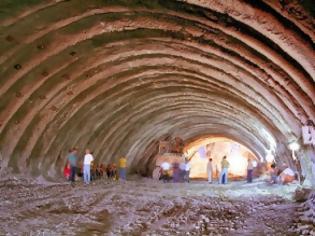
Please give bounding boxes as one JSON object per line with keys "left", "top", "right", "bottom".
{"left": 119, "top": 156, "right": 127, "bottom": 181}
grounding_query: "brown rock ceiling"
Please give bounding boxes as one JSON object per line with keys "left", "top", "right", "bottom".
{"left": 0, "top": 0, "right": 314, "bottom": 178}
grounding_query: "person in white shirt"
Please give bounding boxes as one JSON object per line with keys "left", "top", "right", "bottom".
{"left": 184, "top": 159, "right": 191, "bottom": 183}
{"left": 161, "top": 162, "right": 170, "bottom": 171}
{"left": 160, "top": 162, "right": 171, "bottom": 183}
{"left": 83, "top": 149, "right": 94, "bottom": 184}
{"left": 207, "top": 158, "right": 213, "bottom": 183}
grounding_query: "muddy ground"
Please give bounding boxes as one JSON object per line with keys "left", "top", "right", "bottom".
{"left": 0, "top": 176, "right": 302, "bottom": 236}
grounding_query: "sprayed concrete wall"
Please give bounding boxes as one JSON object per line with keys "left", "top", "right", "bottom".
{"left": 0, "top": 0, "right": 314, "bottom": 180}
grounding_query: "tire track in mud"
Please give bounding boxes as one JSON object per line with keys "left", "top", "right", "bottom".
{"left": 0, "top": 178, "right": 300, "bottom": 235}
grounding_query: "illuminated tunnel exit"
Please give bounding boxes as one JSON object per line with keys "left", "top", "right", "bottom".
{"left": 184, "top": 137, "right": 259, "bottom": 180}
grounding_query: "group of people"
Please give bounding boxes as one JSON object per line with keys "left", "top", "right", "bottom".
{"left": 159, "top": 159, "right": 191, "bottom": 183}
{"left": 206, "top": 156, "right": 240, "bottom": 184}
{"left": 159, "top": 155, "right": 256, "bottom": 184}
{"left": 64, "top": 148, "right": 127, "bottom": 185}
{"left": 206, "top": 156, "right": 234, "bottom": 184}
{"left": 64, "top": 162, "right": 119, "bottom": 181}
{"left": 206, "top": 156, "right": 255, "bottom": 184}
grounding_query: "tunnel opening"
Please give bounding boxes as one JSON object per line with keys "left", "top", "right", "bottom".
{"left": 148, "top": 134, "right": 271, "bottom": 183}
{"left": 184, "top": 136, "right": 261, "bottom": 181}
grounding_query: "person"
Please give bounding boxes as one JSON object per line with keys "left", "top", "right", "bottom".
{"left": 184, "top": 159, "right": 191, "bottom": 183}
{"left": 247, "top": 158, "right": 254, "bottom": 183}
{"left": 279, "top": 165, "right": 295, "bottom": 184}
{"left": 63, "top": 161, "right": 70, "bottom": 180}
{"left": 107, "top": 163, "right": 116, "bottom": 180}
{"left": 220, "top": 156, "right": 230, "bottom": 184}
{"left": 179, "top": 161, "right": 186, "bottom": 182}
{"left": 67, "top": 148, "right": 78, "bottom": 185}
{"left": 207, "top": 158, "right": 213, "bottom": 183}
{"left": 77, "top": 160, "right": 83, "bottom": 178}
{"left": 119, "top": 156, "right": 127, "bottom": 181}
{"left": 106, "top": 164, "right": 112, "bottom": 179}
{"left": 98, "top": 164, "right": 105, "bottom": 178}
{"left": 91, "top": 162, "right": 97, "bottom": 181}
{"left": 269, "top": 163, "right": 278, "bottom": 184}
{"left": 172, "top": 162, "right": 181, "bottom": 183}
{"left": 160, "top": 161, "right": 171, "bottom": 183}
{"left": 83, "top": 149, "right": 94, "bottom": 184}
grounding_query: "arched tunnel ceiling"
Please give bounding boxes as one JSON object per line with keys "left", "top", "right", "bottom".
{"left": 0, "top": 0, "right": 314, "bottom": 177}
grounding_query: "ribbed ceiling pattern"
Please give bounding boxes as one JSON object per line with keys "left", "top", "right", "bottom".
{"left": 0, "top": 0, "right": 314, "bottom": 178}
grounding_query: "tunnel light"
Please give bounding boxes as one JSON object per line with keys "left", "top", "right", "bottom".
{"left": 288, "top": 141, "right": 300, "bottom": 161}
{"left": 288, "top": 141, "right": 300, "bottom": 151}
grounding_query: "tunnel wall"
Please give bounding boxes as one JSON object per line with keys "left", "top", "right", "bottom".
{"left": 0, "top": 0, "right": 314, "bottom": 179}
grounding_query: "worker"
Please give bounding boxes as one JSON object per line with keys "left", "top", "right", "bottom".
{"left": 184, "top": 159, "right": 191, "bottom": 183}
{"left": 220, "top": 156, "right": 230, "bottom": 184}
{"left": 83, "top": 149, "right": 94, "bottom": 184}
{"left": 207, "top": 158, "right": 213, "bottom": 183}
{"left": 119, "top": 156, "right": 127, "bottom": 181}
{"left": 269, "top": 163, "right": 278, "bottom": 184}
{"left": 67, "top": 148, "right": 78, "bottom": 185}
{"left": 160, "top": 161, "right": 171, "bottom": 183}
{"left": 247, "top": 158, "right": 254, "bottom": 183}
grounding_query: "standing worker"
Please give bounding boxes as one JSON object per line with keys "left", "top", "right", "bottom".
{"left": 67, "top": 148, "right": 78, "bottom": 186}
{"left": 247, "top": 158, "right": 254, "bottom": 183}
{"left": 119, "top": 156, "right": 127, "bottom": 181}
{"left": 184, "top": 159, "right": 191, "bottom": 183}
{"left": 207, "top": 158, "right": 213, "bottom": 183}
{"left": 83, "top": 149, "right": 94, "bottom": 185}
{"left": 220, "top": 156, "right": 230, "bottom": 184}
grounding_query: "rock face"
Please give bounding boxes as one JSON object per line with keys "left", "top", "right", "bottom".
{"left": 0, "top": 0, "right": 314, "bottom": 178}
{"left": 291, "top": 191, "right": 315, "bottom": 235}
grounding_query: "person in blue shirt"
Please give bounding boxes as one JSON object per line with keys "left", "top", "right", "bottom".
{"left": 67, "top": 148, "right": 78, "bottom": 185}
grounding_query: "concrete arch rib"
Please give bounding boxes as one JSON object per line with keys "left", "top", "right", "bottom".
{"left": 0, "top": 0, "right": 313, "bottom": 178}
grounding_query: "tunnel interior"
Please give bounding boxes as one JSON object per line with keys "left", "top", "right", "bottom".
{"left": 0, "top": 0, "right": 314, "bottom": 182}
{"left": 0, "top": 1, "right": 315, "bottom": 235}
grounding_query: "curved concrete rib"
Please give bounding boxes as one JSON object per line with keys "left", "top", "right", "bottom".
{"left": 0, "top": 0, "right": 313, "bottom": 177}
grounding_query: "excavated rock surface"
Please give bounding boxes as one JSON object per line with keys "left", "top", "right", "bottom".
{"left": 291, "top": 191, "right": 315, "bottom": 236}
{"left": 0, "top": 0, "right": 314, "bottom": 178}
{"left": 0, "top": 177, "right": 302, "bottom": 235}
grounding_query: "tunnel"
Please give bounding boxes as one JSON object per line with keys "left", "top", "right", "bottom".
{"left": 0, "top": 0, "right": 314, "bottom": 235}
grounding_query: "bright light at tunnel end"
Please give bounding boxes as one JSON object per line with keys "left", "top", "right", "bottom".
{"left": 288, "top": 141, "right": 300, "bottom": 151}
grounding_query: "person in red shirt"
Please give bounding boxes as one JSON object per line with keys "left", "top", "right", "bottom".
{"left": 63, "top": 161, "right": 70, "bottom": 180}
